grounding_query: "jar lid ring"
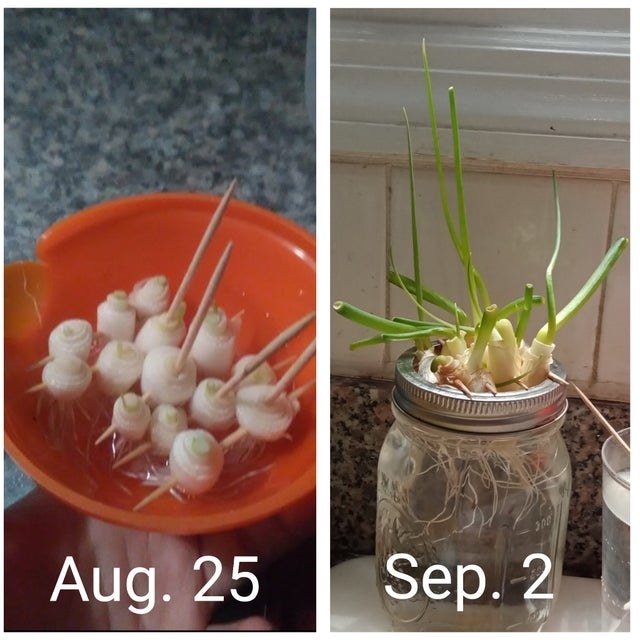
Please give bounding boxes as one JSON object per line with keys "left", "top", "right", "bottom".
{"left": 393, "top": 348, "right": 568, "bottom": 433}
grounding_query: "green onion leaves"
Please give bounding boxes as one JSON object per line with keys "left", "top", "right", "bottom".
{"left": 332, "top": 40, "right": 628, "bottom": 393}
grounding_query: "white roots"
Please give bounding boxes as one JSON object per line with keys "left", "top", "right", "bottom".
{"left": 411, "top": 436, "right": 564, "bottom": 543}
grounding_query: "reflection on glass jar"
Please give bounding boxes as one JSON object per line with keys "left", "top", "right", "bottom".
{"left": 600, "top": 426, "right": 630, "bottom": 631}
{"left": 376, "top": 349, "right": 571, "bottom": 632}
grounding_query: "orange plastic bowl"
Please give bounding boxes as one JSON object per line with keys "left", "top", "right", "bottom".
{"left": 4, "top": 192, "right": 315, "bottom": 534}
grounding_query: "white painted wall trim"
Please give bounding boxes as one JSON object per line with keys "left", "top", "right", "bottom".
{"left": 331, "top": 10, "right": 629, "bottom": 170}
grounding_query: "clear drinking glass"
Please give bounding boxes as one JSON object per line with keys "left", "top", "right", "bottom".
{"left": 601, "top": 427, "right": 630, "bottom": 631}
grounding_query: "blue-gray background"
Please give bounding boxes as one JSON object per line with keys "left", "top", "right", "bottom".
{"left": 4, "top": 8, "right": 316, "bottom": 506}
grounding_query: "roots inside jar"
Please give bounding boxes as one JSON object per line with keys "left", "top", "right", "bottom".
{"left": 413, "top": 437, "right": 560, "bottom": 541}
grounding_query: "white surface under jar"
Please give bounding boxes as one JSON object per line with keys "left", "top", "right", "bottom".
{"left": 376, "top": 348, "right": 572, "bottom": 632}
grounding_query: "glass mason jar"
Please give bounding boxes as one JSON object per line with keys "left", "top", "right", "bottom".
{"left": 376, "top": 349, "right": 572, "bottom": 632}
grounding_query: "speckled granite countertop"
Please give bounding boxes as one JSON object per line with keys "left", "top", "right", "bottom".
{"left": 4, "top": 8, "right": 315, "bottom": 506}
{"left": 331, "top": 376, "right": 629, "bottom": 579}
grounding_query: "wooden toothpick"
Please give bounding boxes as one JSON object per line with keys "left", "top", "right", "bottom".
{"left": 166, "top": 179, "right": 236, "bottom": 320}
{"left": 25, "top": 381, "right": 48, "bottom": 394}
{"left": 133, "top": 477, "right": 177, "bottom": 512}
{"left": 264, "top": 338, "right": 316, "bottom": 403}
{"left": 288, "top": 377, "right": 316, "bottom": 401}
{"left": 569, "top": 381, "right": 630, "bottom": 454}
{"left": 215, "top": 311, "right": 315, "bottom": 398}
{"left": 112, "top": 442, "right": 153, "bottom": 469}
{"left": 94, "top": 423, "right": 118, "bottom": 446}
{"left": 174, "top": 242, "right": 233, "bottom": 373}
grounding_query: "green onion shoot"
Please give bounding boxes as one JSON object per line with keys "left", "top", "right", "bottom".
{"left": 332, "top": 39, "right": 628, "bottom": 395}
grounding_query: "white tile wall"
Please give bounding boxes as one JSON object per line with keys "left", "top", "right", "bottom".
{"left": 595, "top": 182, "right": 630, "bottom": 400}
{"left": 331, "top": 163, "right": 389, "bottom": 376}
{"left": 330, "top": 161, "right": 630, "bottom": 402}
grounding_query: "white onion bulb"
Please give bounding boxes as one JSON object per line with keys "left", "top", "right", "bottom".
{"left": 134, "top": 308, "right": 186, "bottom": 354}
{"left": 94, "top": 340, "right": 144, "bottom": 397}
{"left": 48, "top": 318, "right": 93, "bottom": 361}
{"left": 149, "top": 404, "right": 188, "bottom": 455}
{"left": 231, "top": 354, "right": 277, "bottom": 388}
{"left": 189, "top": 378, "right": 236, "bottom": 434}
{"left": 128, "top": 275, "right": 171, "bottom": 320}
{"left": 169, "top": 429, "right": 224, "bottom": 495}
{"left": 97, "top": 290, "right": 136, "bottom": 341}
{"left": 235, "top": 384, "right": 300, "bottom": 442}
{"left": 42, "top": 355, "right": 92, "bottom": 401}
{"left": 140, "top": 345, "right": 197, "bottom": 407}
{"left": 191, "top": 306, "right": 237, "bottom": 379}
{"left": 111, "top": 393, "right": 151, "bottom": 441}
{"left": 521, "top": 338, "right": 556, "bottom": 388}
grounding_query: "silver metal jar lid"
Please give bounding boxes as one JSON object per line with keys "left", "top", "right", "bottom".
{"left": 393, "top": 348, "right": 568, "bottom": 434}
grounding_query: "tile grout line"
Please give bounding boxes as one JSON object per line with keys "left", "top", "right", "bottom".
{"left": 331, "top": 151, "right": 630, "bottom": 183}
{"left": 383, "top": 163, "right": 392, "bottom": 367}
{"left": 590, "top": 181, "right": 619, "bottom": 385}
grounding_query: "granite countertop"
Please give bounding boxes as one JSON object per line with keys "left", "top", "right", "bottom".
{"left": 330, "top": 376, "right": 630, "bottom": 579}
{"left": 4, "top": 8, "right": 315, "bottom": 506}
